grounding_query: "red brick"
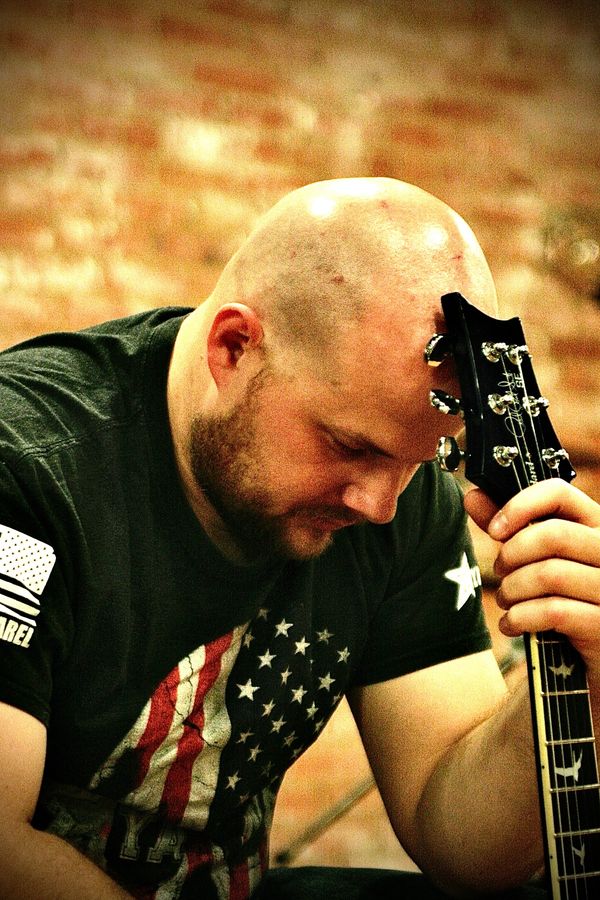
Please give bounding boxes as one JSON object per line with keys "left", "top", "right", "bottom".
{"left": 193, "top": 62, "right": 281, "bottom": 94}
{"left": 158, "top": 14, "right": 235, "bottom": 48}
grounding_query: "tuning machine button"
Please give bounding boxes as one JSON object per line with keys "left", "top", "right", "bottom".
{"left": 542, "top": 448, "right": 570, "bottom": 470}
{"left": 436, "top": 436, "right": 464, "bottom": 472}
{"left": 488, "top": 393, "right": 515, "bottom": 415}
{"left": 430, "top": 389, "right": 463, "bottom": 417}
{"left": 523, "top": 395, "right": 549, "bottom": 417}
{"left": 493, "top": 445, "right": 519, "bottom": 467}
{"left": 424, "top": 333, "right": 452, "bottom": 367}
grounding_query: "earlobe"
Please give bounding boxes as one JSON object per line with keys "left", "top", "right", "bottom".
{"left": 206, "top": 304, "right": 264, "bottom": 387}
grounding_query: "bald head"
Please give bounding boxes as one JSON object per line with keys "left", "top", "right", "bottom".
{"left": 206, "top": 177, "right": 497, "bottom": 375}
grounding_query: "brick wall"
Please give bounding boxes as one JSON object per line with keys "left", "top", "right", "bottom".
{"left": 0, "top": 0, "right": 599, "bottom": 495}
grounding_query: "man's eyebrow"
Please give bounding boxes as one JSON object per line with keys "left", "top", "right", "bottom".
{"left": 332, "top": 427, "right": 396, "bottom": 459}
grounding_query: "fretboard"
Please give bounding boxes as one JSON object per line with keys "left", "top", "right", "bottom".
{"left": 527, "top": 630, "right": 600, "bottom": 898}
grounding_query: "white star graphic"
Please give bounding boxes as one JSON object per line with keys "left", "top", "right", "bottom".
{"left": 258, "top": 649, "right": 276, "bottom": 668}
{"left": 294, "top": 636, "right": 310, "bottom": 655}
{"left": 317, "top": 627, "right": 333, "bottom": 643}
{"left": 237, "top": 679, "right": 259, "bottom": 700}
{"left": 283, "top": 731, "right": 296, "bottom": 748}
{"left": 262, "top": 700, "right": 275, "bottom": 717}
{"left": 243, "top": 631, "right": 254, "bottom": 649}
{"left": 280, "top": 667, "right": 292, "bottom": 684}
{"left": 271, "top": 716, "right": 286, "bottom": 733}
{"left": 444, "top": 552, "right": 481, "bottom": 610}
{"left": 237, "top": 729, "right": 254, "bottom": 744}
{"left": 257, "top": 607, "right": 269, "bottom": 620}
{"left": 291, "top": 685, "right": 307, "bottom": 704}
{"left": 318, "top": 673, "right": 335, "bottom": 692}
{"left": 248, "top": 744, "right": 262, "bottom": 762}
{"left": 306, "top": 702, "right": 319, "bottom": 720}
{"left": 226, "top": 772, "right": 241, "bottom": 790}
{"left": 275, "top": 619, "right": 293, "bottom": 637}
{"left": 337, "top": 647, "right": 350, "bottom": 663}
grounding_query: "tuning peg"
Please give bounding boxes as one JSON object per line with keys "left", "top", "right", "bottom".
{"left": 436, "top": 436, "right": 464, "bottom": 472}
{"left": 542, "top": 448, "right": 570, "bottom": 470}
{"left": 493, "top": 445, "right": 519, "bottom": 467}
{"left": 430, "top": 390, "right": 463, "bottom": 417}
{"left": 488, "top": 393, "right": 515, "bottom": 415}
{"left": 522, "top": 395, "right": 549, "bottom": 417}
{"left": 424, "top": 333, "right": 452, "bottom": 367}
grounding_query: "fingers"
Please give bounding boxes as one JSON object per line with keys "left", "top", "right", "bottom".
{"left": 497, "top": 595, "right": 600, "bottom": 647}
{"left": 494, "top": 519, "right": 600, "bottom": 577}
{"left": 463, "top": 488, "right": 499, "bottom": 532}
{"left": 486, "top": 480, "right": 600, "bottom": 541}
{"left": 497, "top": 558, "right": 600, "bottom": 609}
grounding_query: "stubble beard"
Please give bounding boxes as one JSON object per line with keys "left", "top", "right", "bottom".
{"left": 188, "top": 377, "right": 334, "bottom": 564}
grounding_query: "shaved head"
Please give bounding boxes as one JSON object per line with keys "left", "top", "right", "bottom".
{"left": 208, "top": 177, "right": 497, "bottom": 376}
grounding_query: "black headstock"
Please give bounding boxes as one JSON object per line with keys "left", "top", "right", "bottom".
{"left": 426, "top": 292, "right": 575, "bottom": 507}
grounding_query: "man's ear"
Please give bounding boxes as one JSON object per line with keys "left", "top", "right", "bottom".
{"left": 206, "top": 304, "right": 265, "bottom": 388}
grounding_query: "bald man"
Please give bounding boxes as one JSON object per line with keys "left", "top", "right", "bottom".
{"left": 0, "top": 178, "right": 598, "bottom": 900}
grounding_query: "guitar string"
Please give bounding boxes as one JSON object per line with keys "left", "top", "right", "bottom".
{"left": 498, "top": 353, "right": 573, "bottom": 895}
{"left": 502, "top": 352, "right": 585, "bottom": 898}
{"left": 512, "top": 354, "right": 587, "bottom": 898}
{"left": 514, "top": 355, "right": 598, "bottom": 899}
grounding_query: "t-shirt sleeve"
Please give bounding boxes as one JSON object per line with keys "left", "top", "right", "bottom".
{"left": 0, "top": 456, "right": 72, "bottom": 726}
{"left": 353, "top": 464, "right": 492, "bottom": 686}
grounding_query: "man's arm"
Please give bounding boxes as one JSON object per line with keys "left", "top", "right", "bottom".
{"left": 350, "top": 651, "right": 542, "bottom": 897}
{"left": 350, "top": 480, "right": 600, "bottom": 898}
{"left": 0, "top": 702, "right": 131, "bottom": 899}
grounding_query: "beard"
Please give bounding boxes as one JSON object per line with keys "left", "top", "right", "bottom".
{"left": 188, "top": 372, "right": 337, "bottom": 563}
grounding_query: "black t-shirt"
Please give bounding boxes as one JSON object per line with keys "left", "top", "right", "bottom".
{"left": 0, "top": 308, "right": 490, "bottom": 898}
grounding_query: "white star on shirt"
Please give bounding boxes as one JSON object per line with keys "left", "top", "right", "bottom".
{"left": 248, "top": 744, "right": 262, "bottom": 762}
{"left": 295, "top": 636, "right": 310, "bottom": 655}
{"left": 237, "top": 679, "right": 259, "bottom": 700}
{"left": 271, "top": 716, "right": 286, "bottom": 733}
{"left": 275, "top": 619, "right": 293, "bottom": 637}
{"left": 317, "top": 627, "right": 333, "bottom": 643}
{"left": 226, "top": 772, "right": 241, "bottom": 790}
{"left": 444, "top": 552, "right": 480, "bottom": 610}
{"left": 258, "top": 649, "right": 276, "bottom": 668}
{"left": 306, "top": 702, "right": 319, "bottom": 719}
{"left": 280, "top": 667, "right": 292, "bottom": 684}
{"left": 262, "top": 700, "right": 275, "bottom": 717}
{"left": 337, "top": 647, "right": 350, "bottom": 663}
{"left": 318, "top": 673, "right": 335, "bottom": 691}
{"left": 291, "top": 685, "right": 307, "bottom": 704}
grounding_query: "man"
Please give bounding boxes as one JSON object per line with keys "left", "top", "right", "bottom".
{"left": 0, "top": 177, "right": 598, "bottom": 899}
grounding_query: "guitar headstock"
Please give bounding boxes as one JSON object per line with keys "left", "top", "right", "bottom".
{"left": 425, "top": 292, "right": 575, "bottom": 507}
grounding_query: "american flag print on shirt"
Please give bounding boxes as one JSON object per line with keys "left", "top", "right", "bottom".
{"left": 47, "top": 604, "right": 354, "bottom": 899}
{"left": 0, "top": 524, "right": 56, "bottom": 649}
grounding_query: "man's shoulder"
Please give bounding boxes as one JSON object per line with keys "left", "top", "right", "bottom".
{"left": 0, "top": 306, "right": 191, "bottom": 458}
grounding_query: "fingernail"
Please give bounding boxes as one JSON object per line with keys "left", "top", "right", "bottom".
{"left": 489, "top": 512, "right": 509, "bottom": 540}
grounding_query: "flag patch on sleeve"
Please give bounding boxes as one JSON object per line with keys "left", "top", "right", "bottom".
{"left": 0, "top": 524, "right": 56, "bottom": 649}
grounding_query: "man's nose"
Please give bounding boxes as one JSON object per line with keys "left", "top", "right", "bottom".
{"left": 341, "top": 467, "right": 411, "bottom": 525}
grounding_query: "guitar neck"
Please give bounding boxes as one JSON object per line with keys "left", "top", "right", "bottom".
{"left": 526, "top": 630, "right": 600, "bottom": 898}
{"left": 430, "top": 291, "right": 600, "bottom": 895}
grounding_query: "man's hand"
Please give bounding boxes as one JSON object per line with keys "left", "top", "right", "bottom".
{"left": 464, "top": 481, "right": 600, "bottom": 687}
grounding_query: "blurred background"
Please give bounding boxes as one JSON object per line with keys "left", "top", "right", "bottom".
{"left": 1, "top": 0, "right": 598, "bottom": 875}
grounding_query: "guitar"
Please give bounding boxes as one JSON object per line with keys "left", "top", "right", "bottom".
{"left": 425, "top": 292, "right": 600, "bottom": 899}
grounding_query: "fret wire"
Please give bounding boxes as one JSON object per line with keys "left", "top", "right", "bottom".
{"left": 556, "top": 828, "right": 600, "bottom": 838}
{"left": 543, "top": 690, "right": 590, "bottom": 698}
{"left": 547, "top": 737, "right": 597, "bottom": 747}
{"left": 551, "top": 784, "right": 600, "bottom": 794}
{"left": 559, "top": 869, "right": 600, "bottom": 881}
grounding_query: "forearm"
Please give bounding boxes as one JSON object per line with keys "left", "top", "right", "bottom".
{"left": 0, "top": 824, "right": 131, "bottom": 899}
{"left": 415, "top": 675, "right": 544, "bottom": 897}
